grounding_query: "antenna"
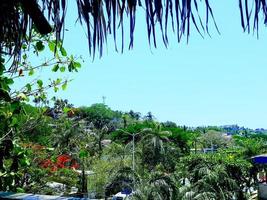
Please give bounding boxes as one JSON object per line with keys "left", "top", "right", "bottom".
{"left": 102, "top": 96, "right": 106, "bottom": 105}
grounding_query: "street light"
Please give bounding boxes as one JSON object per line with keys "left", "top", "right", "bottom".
{"left": 118, "top": 128, "right": 151, "bottom": 191}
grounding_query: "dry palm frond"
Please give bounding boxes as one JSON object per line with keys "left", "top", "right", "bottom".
{"left": 1, "top": 0, "right": 267, "bottom": 70}
{"left": 0, "top": 0, "right": 65, "bottom": 71}
{"left": 239, "top": 0, "right": 267, "bottom": 36}
{"left": 0, "top": 0, "right": 217, "bottom": 60}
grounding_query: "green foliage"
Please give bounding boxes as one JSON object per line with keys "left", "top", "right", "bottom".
{"left": 132, "top": 171, "right": 178, "bottom": 200}
{"left": 198, "top": 130, "right": 230, "bottom": 149}
{"left": 165, "top": 126, "right": 192, "bottom": 154}
{"left": 78, "top": 103, "right": 121, "bottom": 130}
{"left": 35, "top": 41, "right": 45, "bottom": 52}
{"left": 0, "top": 30, "right": 82, "bottom": 192}
{"left": 0, "top": 140, "right": 30, "bottom": 191}
{"left": 233, "top": 135, "right": 267, "bottom": 158}
{"left": 180, "top": 153, "right": 252, "bottom": 199}
{"left": 111, "top": 121, "right": 155, "bottom": 143}
{"left": 1, "top": 32, "right": 266, "bottom": 198}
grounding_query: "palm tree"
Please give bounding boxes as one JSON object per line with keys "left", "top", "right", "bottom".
{"left": 132, "top": 171, "right": 178, "bottom": 200}
{"left": 188, "top": 165, "right": 237, "bottom": 199}
{"left": 179, "top": 154, "right": 250, "bottom": 200}
{"left": 105, "top": 166, "right": 134, "bottom": 197}
{"left": 140, "top": 123, "right": 171, "bottom": 171}
{"left": 1, "top": 0, "right": 267, "bottom": 66}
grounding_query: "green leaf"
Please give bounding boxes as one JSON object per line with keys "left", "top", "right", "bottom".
{"left": 60, "top": 66, "right": 66, "bottom": 72}
{"left": 11, "top": 101, "right": 20, "bottom": 112}
{"left": 68, "top": 62, "right": 74, "bottom": 72}
{"left": 54, "top": 87, "right": 59, "bottom": 92}
{"left": 19, "top": 156, "right": 30, "bottom": 167}
{"left": 52, "top": 64, "right": 59, "bottom": 72}
{"left": 62, "top": 82, "right": 67, "bottom": 90}
{"left": 63, "top": 107, "right": 71, "bottom": 113}
{"left": 79, "top": 150, "right": 88, "bottom": 158}
{"left": 26, "top": 84, "right": 31, "bottom": 92}
{"left": 22, "top": 44, "right": 27, "bottom": 50}
{"left": 0, "top": 57, "right": 5, "bottom": 63}
{"left": 0, "top": 89, "right": 11, "bottom": 101}
{"left": 16, "top": 187, "right": 25, "bottom": 193}
{"left": 48, "top": 41, "right": 56, "bottom": 52}
{"left": 11, "top": 117, "right": 18, "bottom": 126}
{"left": 37, "top": 79, "right": 43, "bottom": 88}
{"left": 36, "top": 41, "right": 45, "bottom": 52}
{"left": 0, "top": 63, "right": 5, "bottom": 76}
{"left": 55, "top": 78, "right": 62, "bottom": 85}
{"left": 74, "top": 61, "right": 81, "bottom": 68}
{"left": 29, "top": 69, "right": 34, "bottom": 76}
{"left": 0, "top": 78, "right": 10, "bottom": 91}
{"left": 22, "top": 54, "right": 27, "bottom": 60}
{"left": 6, "top": 78, "right": 14, "bottom": 85}
{"left": 60, "top": 46, "right": 67, "bottom": 56}
{"left": 40, "top": 93, "right": 46, "bottom": 101}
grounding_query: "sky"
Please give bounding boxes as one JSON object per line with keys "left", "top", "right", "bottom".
{"left": 15, "top": 1, "right": 267, "bottom": 129}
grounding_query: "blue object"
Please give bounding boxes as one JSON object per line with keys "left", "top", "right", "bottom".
{"left": 121, "top": 188, "right": 132, "bottom": 195}
{"left": 252, "top": 154, "right": 267, "bottom": 164}
{"left": 23, "top": 196, "right": 40, "bottom": 200}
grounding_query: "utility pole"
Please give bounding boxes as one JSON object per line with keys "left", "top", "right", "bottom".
{"left": 102, "top": 96, "right": 106, "bottom": 105}
{"left": 132, "top": 133, "right": 136, "bottom": 191}
{"left": 118, "top": 129, "right": 144, "bottom": 191}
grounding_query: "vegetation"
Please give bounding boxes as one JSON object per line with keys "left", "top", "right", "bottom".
{"left": 1, "top": 1, "right": 267, "bottom": 199}
{"left": 1, "top": 88, "right": 267, "bottom": 199}
{"left": 0, "top": 42, "right": 266, "bottom": 196}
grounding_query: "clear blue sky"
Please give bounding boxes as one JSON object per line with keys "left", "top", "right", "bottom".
{"left": 19, "top": 1, "right": 267, "bottom": 128}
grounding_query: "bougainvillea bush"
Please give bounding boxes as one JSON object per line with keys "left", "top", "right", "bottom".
{"left": 40, "top": 154, "right": 79, "bottom": 172}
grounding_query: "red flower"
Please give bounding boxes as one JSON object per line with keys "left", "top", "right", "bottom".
{"left": 50, "top": 166, "right": 58, "bottom": 172}
{"left": 57, "top": 154, "right": 71, "bottom": 164}
{"left": 40, "top": 159, "right": 53, "bottom": 168}
{"left": 40, "top": 154, "right": 79, "bottom": 172}
{"left": 56, "top": 154, "right": 75, "bottom": 169}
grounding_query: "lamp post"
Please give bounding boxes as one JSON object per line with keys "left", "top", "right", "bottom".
{"left": 118, "top": 129, "right": 149, "bottom": 191}
{"left": 131, "top": 132, "right": 141, "bottom": 191}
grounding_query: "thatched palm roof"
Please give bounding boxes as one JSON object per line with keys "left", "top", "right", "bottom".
{"left": 1, "top": 0, "right": 267, "bottom": 61}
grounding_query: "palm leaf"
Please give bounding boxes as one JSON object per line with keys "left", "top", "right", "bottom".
{"left": 1, "top": 0, "right": 267, "bottom": 70}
